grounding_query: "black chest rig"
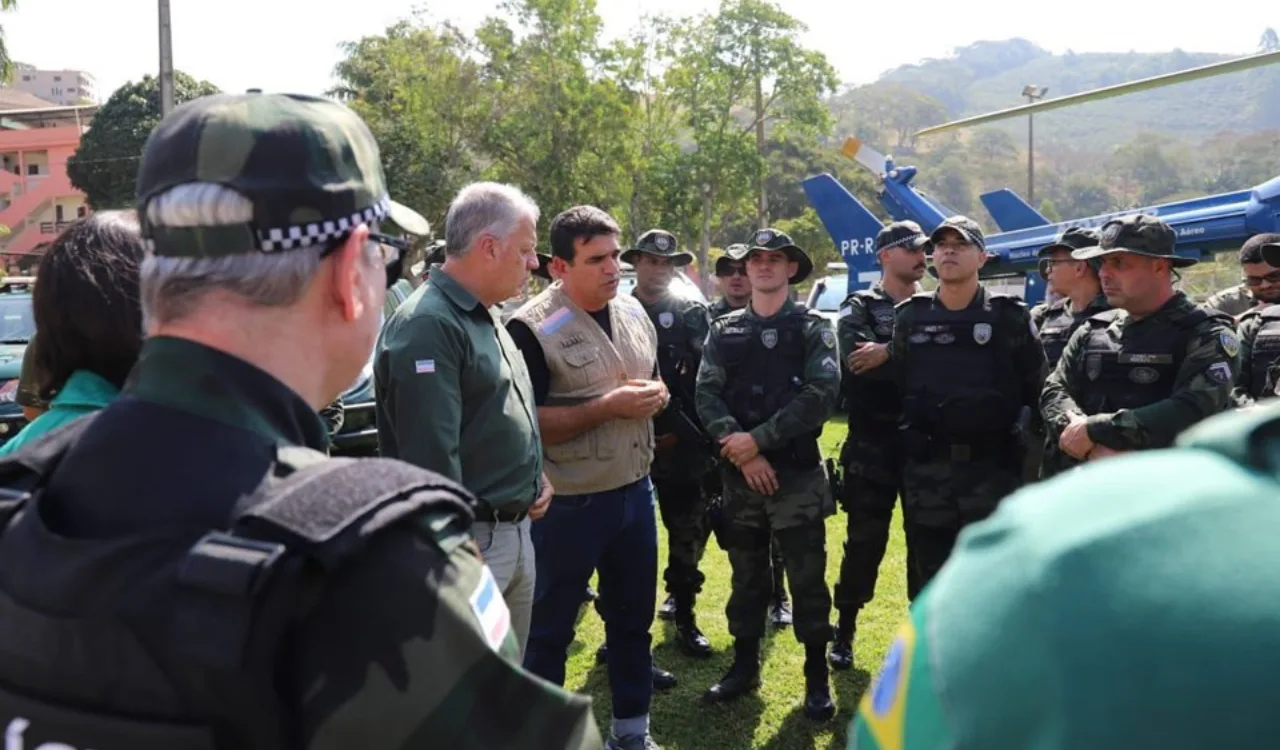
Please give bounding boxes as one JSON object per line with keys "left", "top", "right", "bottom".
{"left": 646, "top": 297, "right": 695, "bottom": 390}
{"left": 714, "top": 307, "right": 821, "bottom": 469}
{"left": 843, "top": 290, "right": 902, "bottom": 424}
{"left": 1077, "top": 308, "right": 1205, "bottom": 413}
{"left": 1248, "top": 305, "right": 1280, "bottom": 399}
{"left": 1037, "top": 301, "right": 1077, "bottom": 369}
{"left": 901, "top": 294, "right": 1020, "bottom": 438}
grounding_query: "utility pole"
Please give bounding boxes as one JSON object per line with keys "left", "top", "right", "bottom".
{"left": 1018, "top": 83, "right": 1049, "bottom": 200}
{"left": 1021, "top": 85, "right": 1047, "bottom": 203}
{"left": 159, "top": 0, "right": 174, "bottom": 116}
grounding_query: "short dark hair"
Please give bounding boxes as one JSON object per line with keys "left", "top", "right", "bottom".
{"left": 548, "top": 205, "right": 619, "bottom": 262}
{"left": 1240, "top": 233, "right": 1280, "bottom": 265}
{"left": 33, "top": 211, "right": 146, "bottom": 400}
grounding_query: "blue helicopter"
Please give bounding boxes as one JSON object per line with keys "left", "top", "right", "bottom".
{"left": 804, "top": 48, "right": 1280, "bottom": 305}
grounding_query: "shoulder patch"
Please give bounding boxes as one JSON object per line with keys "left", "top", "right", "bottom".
{"left": 1207, "top": 361, "right": 1233, "bottom": 385}
{"left": 821, "top": 329, "right": 836, "bottom": 349}
{"left": 469, "top": 564, "right": 513, "bottom": 652}
{"left": 1220, "top": 330, "right": 1240, "bottom": 359}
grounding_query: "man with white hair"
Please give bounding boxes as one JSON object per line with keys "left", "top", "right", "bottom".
{"left": 0, "top": 93, "right": 602, "bottom": 749}
{"left": 376, "top": 181, "right": 553, "bottom": 654}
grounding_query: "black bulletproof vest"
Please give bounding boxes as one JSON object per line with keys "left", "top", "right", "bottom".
{"left": 716, "top": 306, "right": 822, "bottom": 469}
{"left": 1077, "top": 308, "right": 1206, "bottom": 413}
{"left": 1248, "top": 305, "right": 1280, "bottom": 400}
{"left": 0, "top": 416, "right": 477, "bottom": 750}
{"left": 1037, "top": 301, "right": 1077, "bottom": 369}
{"left": 842, "top": 290, "right": 902, "bottom": 424}
{"left": 648, "top": 298, "right": 697, "bottom": 398}
{"left": 901, "top": 294, "right": 1020, "bottom": 437}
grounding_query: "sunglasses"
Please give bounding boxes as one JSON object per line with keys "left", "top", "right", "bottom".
{"left": 1244, "top": 270, "right": 1280, "bottom": 287}
{"left": 717, "top": 266, "right": 748, "bottom": 277}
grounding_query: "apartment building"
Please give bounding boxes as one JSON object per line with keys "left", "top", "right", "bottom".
{"left": 11, "top": 64, "right": 96, "bottom": 106}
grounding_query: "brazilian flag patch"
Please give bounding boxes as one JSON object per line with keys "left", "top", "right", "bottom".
{"left": 858, "top": 618, "right": 917, "bottom": 749}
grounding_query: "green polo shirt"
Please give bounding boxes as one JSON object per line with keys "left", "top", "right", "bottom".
{"left": 375, "top": 265, "right": 543, "bottom": 511}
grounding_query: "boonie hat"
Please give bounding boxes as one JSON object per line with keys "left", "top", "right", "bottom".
{"left": 1071, "top": 214, "right": 1196, "bottom": 268}
{"left": 135, "top": 91, "right": 430, "bottom": 258}
{"left": 727, "top": 228, "right": 813, "bottom": 285}
{"left": 620, "top": 229, "right": 693, "bottom": 267}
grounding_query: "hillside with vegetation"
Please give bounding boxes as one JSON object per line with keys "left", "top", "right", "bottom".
{"left": 67, "top": 3, "right": 1280, "bottom": 289}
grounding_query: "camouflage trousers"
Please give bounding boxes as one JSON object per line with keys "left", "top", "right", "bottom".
{"left": 833, "top": 426, "right": 919, "bottom": 610}
{"left": 901, "top": 456, "right": 1022, "bottom": 593}
{"left": 654, "top": 477, "right": 710, "bottom": 602}
{"left": 705, "top": 468, "right": 789, "bottom": 600}
{"left": 720, "top": 465, "right": 833, "bottom": 645}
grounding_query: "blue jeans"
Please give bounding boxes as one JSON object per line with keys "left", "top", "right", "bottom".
{"left": 523, "top": 476, "right": 657, "bottom": 720}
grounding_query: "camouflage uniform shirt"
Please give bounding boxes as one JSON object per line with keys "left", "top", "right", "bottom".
{"left": 1041, "top": 292, "right": 1240, "bottom": 452}
{"left": 1203, "top": 283, "right": 1257, "bottom": 318}
{"left": 696, "top": 298, "right": 840, "bottom": 456}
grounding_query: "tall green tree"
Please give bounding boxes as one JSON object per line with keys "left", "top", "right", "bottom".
{"left": 0, "top": 0, "right": 17, "bottom": 84}
{"left": 664, "top": 0, "right": 837, "bottom": 285}
{"left": 67, "top": 72, "right": 221, "bottom": 210}
{"left": 474, "top": 0, "right": 638, "bottom": 232}
{"left": 330, "top": 19, "right": 490, "bottom": 228}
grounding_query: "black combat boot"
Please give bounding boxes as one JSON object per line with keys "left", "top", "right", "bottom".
{"left": 657, "top": 594, "right": 677, "bottom": 621}
{"left": 803, "top": 641, "right": 836, "bottom": 721}
{"left": 703, "top": 638, "right": 762, "bottom": 703}
{"left": 828, "top": 610, "right": 856, "bottom": 670}
{"left": 673, "top": 593, "right": 712, "bottom": 658}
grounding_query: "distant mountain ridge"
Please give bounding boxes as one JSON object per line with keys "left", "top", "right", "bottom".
{"left": 868, "top": 36, "right": 1280, "bottom": 148}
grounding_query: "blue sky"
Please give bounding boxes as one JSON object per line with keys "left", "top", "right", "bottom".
{"left": 5, "top": 0, "right": 1273, "bottom": 101}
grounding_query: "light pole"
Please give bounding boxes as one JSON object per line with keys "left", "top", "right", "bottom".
{"left": 1021, "top": 84, "right": 1048, "bottom": 203}
{"left": 159, "top": 0, "right": 174, "bottom": 116}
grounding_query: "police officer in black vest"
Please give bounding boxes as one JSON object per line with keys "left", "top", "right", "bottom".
{"left": 624, "top": 229, "right": 715, "bottom": 658}
{"left": 1229, "top": 235, "right": 1280, "bottom": 405}
{"left": 1033, "top": 227, "right": 1112, "bottom": 478}
{"left": 893, "top": 216, "right": 1047, "bottom": 591}
{"left": 828, "top": 220, "right": 926, "bottom": 670}
{"left": 1041, "top": 214, "right": 1239, "bottom": 467}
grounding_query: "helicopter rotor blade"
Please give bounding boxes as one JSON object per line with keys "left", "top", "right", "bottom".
{"left": 914, "top": 49, "right": 1280, "bottom": 137}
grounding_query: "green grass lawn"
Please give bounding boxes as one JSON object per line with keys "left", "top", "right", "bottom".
{"left": 564, "top": 416, "right": 910, "bottom": 749}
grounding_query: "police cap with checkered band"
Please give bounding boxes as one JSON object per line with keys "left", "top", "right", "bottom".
{"left": 135, "top": 91, "right": 430, "bottom": 257}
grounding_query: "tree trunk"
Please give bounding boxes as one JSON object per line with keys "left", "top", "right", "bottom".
{"left": 699, "top": 183, "right": 715, "bottom": 297}
{"left": 755, "top": 74, "right": 767, "bottom": 226}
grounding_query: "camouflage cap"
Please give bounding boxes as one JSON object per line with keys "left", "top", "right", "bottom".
{"left": 876, "top": 220, "right": 929, "bottom": 253}
{"left": 1037, "top": 226, "right": 1099, "bottom": 257}
{"left": 1261, "top": 241, "right": 1280, "bottom": 268}
{"left": 621, "top": 229, "right": 693, "bottom": 267}
{"left": 928, "top": 215, "right": 986, "bottom": 252}
{"left": 727, "top": 228, "right": 813, "bottom": 285}
{"left": 1072, "top": 214, "right": 1196, "bottom": 268}
{"left": 135, "top": 92, "right": 430, "bottom": 258}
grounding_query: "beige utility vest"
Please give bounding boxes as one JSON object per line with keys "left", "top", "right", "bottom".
{"left": 515, "top": 282, "right": 658, "bottom": 495}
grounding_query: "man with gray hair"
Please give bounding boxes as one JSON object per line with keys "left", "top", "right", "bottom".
{"left": 376, "top": 180, "right": 552, "bottom": 654}
{"left": 0, "top": 93, "right": 602, "bottom": 749}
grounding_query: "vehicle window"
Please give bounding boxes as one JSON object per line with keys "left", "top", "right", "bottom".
{"left": 0, "top": 296, "right": 34, "bottom": 344}
{"left": 809, "top": 277, "right": 848, "bottom": 311}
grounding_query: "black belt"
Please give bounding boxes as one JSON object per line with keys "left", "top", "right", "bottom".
{"left": 475, "top": 502, "right": 530, "bottom": 524}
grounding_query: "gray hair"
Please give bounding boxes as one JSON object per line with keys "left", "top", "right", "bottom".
{"left": 444, "top": 182, "right": 539, "bottom": 257}
{"left": 140, "top": 183, "right": 378, "bottom": 326}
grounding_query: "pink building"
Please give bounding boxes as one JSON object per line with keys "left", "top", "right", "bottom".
{"left": 0, "top": 88, "right": 97, "bottom": 272}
